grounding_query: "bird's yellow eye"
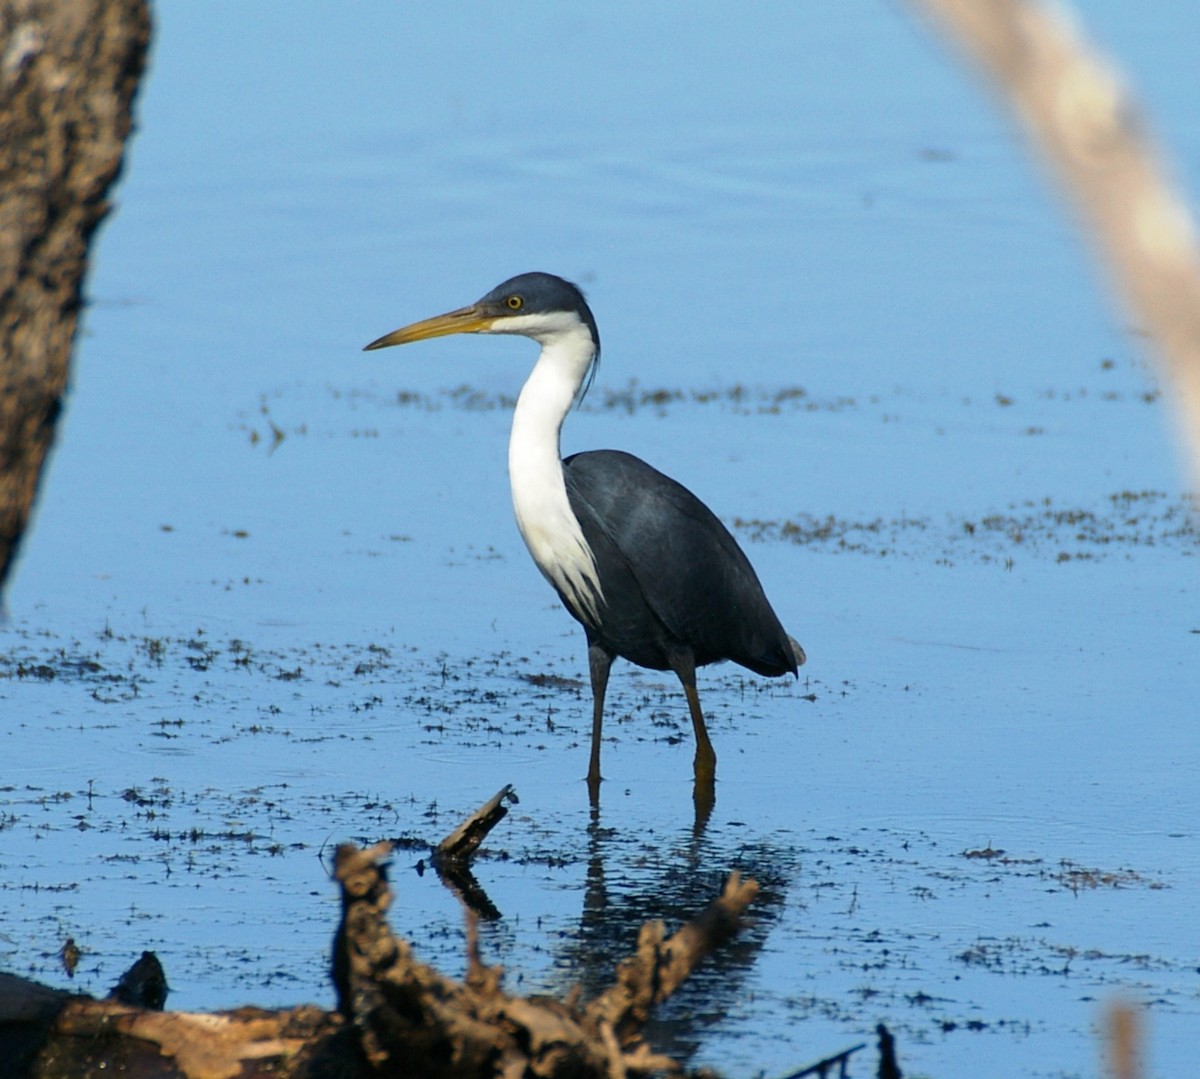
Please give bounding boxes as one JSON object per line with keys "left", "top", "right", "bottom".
{"left": 506, "top": 295, "right": 524, "bottom": 310}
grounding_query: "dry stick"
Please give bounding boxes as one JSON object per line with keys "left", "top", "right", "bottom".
{"left": 899, "top": 10, "right": 1169, "bottom": 1070}
{"left": 909, "top": 0, "right": 1200, "bottom": 489}
{"left": 775, "top": 1040, "right": 867, "bottom": 1079}
{"left": 433, "top": 783, "right": 518, "bottom": 864}
{"left": 429, "top": 785, "right": 518, "bottom": 920}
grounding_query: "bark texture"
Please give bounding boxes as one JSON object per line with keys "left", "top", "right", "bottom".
{"left": 0, "top": 842, "right": 763, "bottom": 1078}
{"left": 0, "top": 0, "right": 151, "bottom": 594}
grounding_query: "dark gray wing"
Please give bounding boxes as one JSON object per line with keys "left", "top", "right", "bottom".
{"left": 563, "top": 449, "right": 796, "bottom": 676}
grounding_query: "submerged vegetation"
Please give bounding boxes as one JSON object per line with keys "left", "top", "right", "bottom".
{"left": 733, "top": 488, "right": 1199, "bottom": 563}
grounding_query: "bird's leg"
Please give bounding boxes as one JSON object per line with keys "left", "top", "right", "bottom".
{"left": 668, "top": 648, "right": 717, "bottom": 784}
{"left": 684, "top": 680, "right": 717, "bottom": 784}
{"left": 586, "top": 643, "right": 614, "bottom": 796}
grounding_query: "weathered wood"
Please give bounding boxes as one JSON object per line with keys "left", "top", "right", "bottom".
{"left": 0, "top": 840, "right": 767, "bottom": 1077}
{"left": 433, "top": 784, "right": 518, "bottom": 865}
{"left": 584, "top": 870, "right": 759, "bottom": 1046}
{"left": 0, "top": 0, "right": 151, "bottom": 596}
{"left": 332, "top": 842, "right": 761, "bottom": 1078}
{"left": 0, "top": 971, "right": 348, "bottom": 1079}
{"left": 427, "top": 785, "right": 517, "bottom": 920}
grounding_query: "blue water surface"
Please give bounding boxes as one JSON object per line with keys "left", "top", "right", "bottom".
{"left": 3, "top": 4, "right": 1199, "bottom": 1077}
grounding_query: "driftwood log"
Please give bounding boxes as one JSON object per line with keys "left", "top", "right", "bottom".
{"left": 0, "top": 840, "right": 766, "bottom": 1078}
{"left": 332, "top": 840, "right": 761, "bottom": 1078}
{"left": 0, "top": 0, "right": 150, "bottom": 596}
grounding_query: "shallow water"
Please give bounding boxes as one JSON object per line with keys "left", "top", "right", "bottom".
{"left": 3, "top": 4, "right": 1200, "bottom": 1077}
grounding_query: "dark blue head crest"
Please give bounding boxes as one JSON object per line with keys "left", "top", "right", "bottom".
{"left": 479, "top": 272, "right": 601, "bottom": 401}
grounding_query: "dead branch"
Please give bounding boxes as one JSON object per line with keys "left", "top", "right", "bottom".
{"left": 433, "top": 783, "right": 518, "bottom": 865}
{"left": 909, "top": 0, "right": 1200, "bottom": 487}
{"left": 332, "top": 842, "right": 761, "bottom": 1078}
{"left": 1, "top": 841, "right": 774, "bottom": 1077}
{"left": 1106, "top": 1000, "right": 1141, "bottom": 1079}
{"left": 775, "top": 1039, "right": 867, "bottom": 1079}
{"left": 425, "top": 785, "right": 518, "bottom": 920}
{"left": 0, "top": 970, "right": 344, "bottom": 1079}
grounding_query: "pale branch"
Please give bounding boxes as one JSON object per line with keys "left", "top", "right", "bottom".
{"left": 909, "top": 0, "right": 1200, "bottom": 488}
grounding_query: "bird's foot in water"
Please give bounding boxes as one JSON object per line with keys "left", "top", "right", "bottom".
{"left": 692, "top": 744, "right": 717, "bottom": 785}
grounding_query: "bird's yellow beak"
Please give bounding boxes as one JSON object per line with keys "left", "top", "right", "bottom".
{"left": 363, "top": 303, "right": 496, "bottom": 351}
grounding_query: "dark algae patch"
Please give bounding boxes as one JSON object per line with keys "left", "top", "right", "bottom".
{"left": 734, "top": 489, "right": 1199, "bottom": 563}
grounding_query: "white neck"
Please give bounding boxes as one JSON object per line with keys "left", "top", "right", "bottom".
{"left": 507, "top": 324, "right": 603, "bottom": 622}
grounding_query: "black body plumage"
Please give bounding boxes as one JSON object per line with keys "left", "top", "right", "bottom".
{"left": 562, "top": 449, "right": 797, "bottom": 679}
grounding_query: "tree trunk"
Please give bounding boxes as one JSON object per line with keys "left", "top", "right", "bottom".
{"left": 0, "top": 0, "right": 151, "bottom": 597}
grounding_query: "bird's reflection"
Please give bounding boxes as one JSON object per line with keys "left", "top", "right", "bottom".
{"left": 692, "top": 773, "right": 716, "bottom": 833}
{"left": 551, "top": 786, "right": 795, "bottom": 1064}
{"left": 589, "top": 773, "right": 714, "bottom": 834}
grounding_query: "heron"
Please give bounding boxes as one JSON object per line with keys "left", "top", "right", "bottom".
{"left": 365, "top": 272, "right": 804, "bottom": 793}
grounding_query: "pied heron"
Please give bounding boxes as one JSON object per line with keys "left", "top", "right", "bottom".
{"left": 365, "top": 272, "right": 804, "bottom": 790}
